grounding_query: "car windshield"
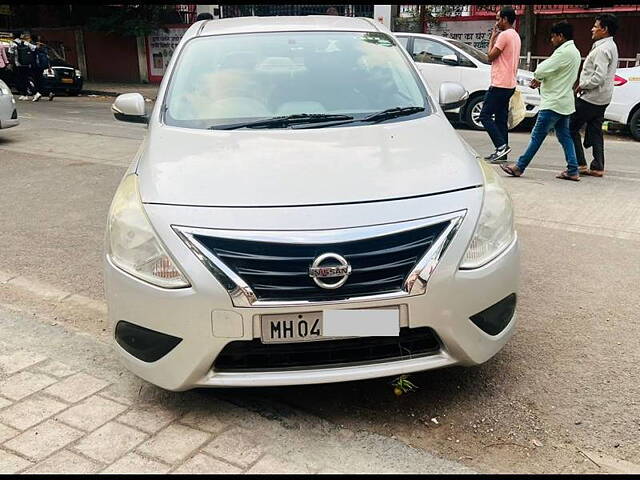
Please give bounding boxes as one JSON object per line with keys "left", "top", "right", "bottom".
{"left": 447, "top": 39, "right": 490, "bottom": 65}
{"left": 164, "top": 31, "right": 430, "bottom": 129}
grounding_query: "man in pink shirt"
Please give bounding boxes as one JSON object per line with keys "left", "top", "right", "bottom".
{"left": 479, "top": 6, "right": 521, "bottom": 163}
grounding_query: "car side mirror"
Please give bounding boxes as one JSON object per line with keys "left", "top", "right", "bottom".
{"left": 439, "top": 82, "right": 469, "bottom": 110}
{"left": 442, "top": 54, "right": 459, "bottom": 66}
{"left": 112, "top": 93, "right": 148, "bottom": 124}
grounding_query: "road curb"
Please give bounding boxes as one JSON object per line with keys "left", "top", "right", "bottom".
{"left": 81, "top": 90, "right": 156, "bottom": 101}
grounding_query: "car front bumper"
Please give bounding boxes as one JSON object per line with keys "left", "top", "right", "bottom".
{"left": 104, "top": 188, "right": 519, "bottom": 391}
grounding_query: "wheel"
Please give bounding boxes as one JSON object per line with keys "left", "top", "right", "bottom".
{"left": 630, "top": 108, "right": 640, "bottom": 141}
{"left": 462, "top": 94, "right": 485, "bottom": 130}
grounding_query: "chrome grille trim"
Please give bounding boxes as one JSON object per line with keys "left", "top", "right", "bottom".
{"left": 173, "top": 210, "right": 465, "bottom": 307}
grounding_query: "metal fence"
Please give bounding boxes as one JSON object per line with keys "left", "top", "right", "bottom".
{"left": 220, "top": 4, "right": 374, "bottom": 18}
{"left": 519, "top": 53, "right": 640, "bottom": 71}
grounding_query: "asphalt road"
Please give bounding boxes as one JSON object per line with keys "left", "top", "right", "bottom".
{"left": 1, "top": 96, "right": 639, "bottom": 474}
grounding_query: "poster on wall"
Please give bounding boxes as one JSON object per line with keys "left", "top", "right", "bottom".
{"left": 427, "top": 20, "right": 498, "bottom": 51}
{"left": 146, "top": 27, "right": 188, "bottom": 82}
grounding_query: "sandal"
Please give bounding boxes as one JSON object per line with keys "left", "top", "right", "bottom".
{"left": 556, "top": 170, "right": 580, "bottom": 182}
{"left": 582, "top": 170, "right": 604, "bottom": 177}
{"left": 500, "top": 163, "right": 522, "bottom": 177}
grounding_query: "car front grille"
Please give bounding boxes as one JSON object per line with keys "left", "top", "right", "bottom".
{"left": 214, "top": 327, "right": 440, "bottom": 371}
{"left": 193, "top": 221, "right": 449, "bottom": 302}
{"left": 54, "top": 67, "right": 74, "bottom": 78}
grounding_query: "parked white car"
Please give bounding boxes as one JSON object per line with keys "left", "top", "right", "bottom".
{"left": 0, "top": 79, "right": 18, "bottom": 130}
{"left": 395, "top": 33, "right": 540, "bottom": 129}
{"left": 605, "top": 66, "right": 640, "bottom": 141}
{"left": 106, "top": 16, "right": 519, "bottom": 391}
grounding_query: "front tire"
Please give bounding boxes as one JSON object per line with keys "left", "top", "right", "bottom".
{"left": 463, "top": 94, "right": 485, "bottom": 130}
{"left": 630, "top": 108, "right": 640, "bottom": 141}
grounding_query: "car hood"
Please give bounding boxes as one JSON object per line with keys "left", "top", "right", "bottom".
{"left": 137, "top": 114, "right": 483, "bottom": 207}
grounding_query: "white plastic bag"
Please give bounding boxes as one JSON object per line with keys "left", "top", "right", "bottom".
{"left": 508, "top": 90, "right": 526, "bottom": 130}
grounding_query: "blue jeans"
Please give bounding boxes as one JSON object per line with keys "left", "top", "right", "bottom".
{"left": 479, "top": 87, "right": 515, "bottom": 149}
{"left": 516, "top": 109, "right": 579, "bottom": 176}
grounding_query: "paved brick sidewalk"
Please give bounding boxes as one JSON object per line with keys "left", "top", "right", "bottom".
{"left": 0, "top": 305, "right": 472, "bottom": 474}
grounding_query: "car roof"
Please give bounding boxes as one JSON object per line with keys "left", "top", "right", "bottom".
{"left": 396, "top": 32, "right": 451, "bottom": 42}
{"left": 197, "top": 15, "right": 382, "bottom": 37}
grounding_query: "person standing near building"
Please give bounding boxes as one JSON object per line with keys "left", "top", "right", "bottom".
{"left": 480, "top": 5, "right": 521, "bottom": 163}
{"left": 34, "top": 35, "right": 55, "bottom": 101}
{"left": 8, "top": 32, "right": 39, "bottom": 101}
{"left": 570, "top": 14, "right": 619, "bottom": 178}
{"left": 500, "top": 21, "right": 582, "bottom": 181}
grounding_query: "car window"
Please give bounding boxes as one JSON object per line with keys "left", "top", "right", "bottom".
{"left": 395, "top": 36, "right": 409, "bottom": 50}
{"left": 411, "top": 38, "right": 457, "bottom": 65}
{"left": 447, "top": 39, "right": 489, "bottom": 65}
{"left": 164, "top": 31, "right": 430, "bottom": 129}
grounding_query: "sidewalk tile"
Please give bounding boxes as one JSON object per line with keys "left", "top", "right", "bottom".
{"left": 0, "top": 424, "right": 19, "bottom": 443}
{"left": 0, "top": 351, "right": 47, "bottom": 375}
{"left": 56, "top": 395, "right": 128, "bottom": 431}
{"left": 102, "top": 452, "right": 170, "bottom": 474}
{"left": 117, "top": 404, "right": 180, "bottom": 433}
{"left": 137, "top": 424, "right": 210, "bottom": 464}
{"left": 246, "top": 454, "right": 314, "bottom": 474}
{"left": 4, "top": 419, "right": 84, "bottom": 461}
{"left": 73, "top": 421, "right": 147, "bottom": 463}
{"left": 25, "top": 450, "right": 100, "bottom": 474}
{"left": 201, "top": 428, "right": 263, "bottom": 468}
{"left": 32, "top": 361, "right": 78, "bottom": 378}
{"left": 0, "top": 394, "right": 67, "bottom": 430}
{"left": 0, "top": 371, "right": 57, "bottom": 401}
{"left": 44, "top": 372, "right": 109, "bottom": 403}
{"left": 173, "top": 453, "right": 242, "bottom": 474}
{"left": 0, "top": 449, "right": 33, "bottom": 473}
{"left": 179, "top": 410, "right": 227, "bottom": 434}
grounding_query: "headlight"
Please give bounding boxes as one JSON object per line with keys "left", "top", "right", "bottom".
{"left": 107, "top": 174, "right": 190, "bottom": 288}
{"left": 0, "top": 84, "right": 9, "bottom": 95}
{"left": 75, "top": 69, "right": 82, "bottom": 77}
{"left": 460, "top": 162, "right": 515, "bottom": 269}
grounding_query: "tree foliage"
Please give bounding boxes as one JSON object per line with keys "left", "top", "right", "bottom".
{"left": 86, "top": 4, "right": 171, "bottom": 37}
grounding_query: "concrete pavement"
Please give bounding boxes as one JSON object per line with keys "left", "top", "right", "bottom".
{"left": 1, "top": 97, "right": 639, "bottom": 473}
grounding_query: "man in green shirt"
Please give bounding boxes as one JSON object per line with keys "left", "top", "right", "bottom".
{"left": 501, "top": 21, "right": 582, "bottom": 181}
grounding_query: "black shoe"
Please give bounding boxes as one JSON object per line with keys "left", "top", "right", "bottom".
{"left": 48, "top": 91, "right": 55, "bottom": 101}
{"left": 486, "top": 145, "right": 511, "bottom": 163}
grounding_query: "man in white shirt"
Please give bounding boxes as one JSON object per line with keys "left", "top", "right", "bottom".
{"left": 570, "top": 14, "right": 619, "bottom": 177}
{"left": 8, "top": 31, "right": 41, "bottom": 101}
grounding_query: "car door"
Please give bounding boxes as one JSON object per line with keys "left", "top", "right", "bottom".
{"left": 409, "top": 37, "right": 461, "bottom": 95}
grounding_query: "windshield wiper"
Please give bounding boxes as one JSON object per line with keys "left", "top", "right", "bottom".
{"left": 293, "top": 106, "right": 426, "bottom": 129}
{"left": 360, "top": 106, "right": 425, "bottom": 123}
{"left": 211, "top": 113, "right": 354, "bottom": 130}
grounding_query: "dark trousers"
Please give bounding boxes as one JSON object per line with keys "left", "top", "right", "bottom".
{"left": 15, "top": 66, "right": 32, "bottom": 95}
{"left": 570, "top": 97, "right": 608, "bottom": 171}
{"left": 479, "top": 86, "right": 515, "bottom": 149}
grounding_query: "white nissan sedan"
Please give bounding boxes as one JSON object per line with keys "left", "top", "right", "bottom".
{"left": 106, "top": 16, "right": 519, "bottom": 391}
{"left": 0, "top": 79, "right": 19, "bottom": 130}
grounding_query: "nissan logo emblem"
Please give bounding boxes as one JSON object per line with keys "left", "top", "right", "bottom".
{"left": 308, "top": 253, "right": 351, "bottom": 289}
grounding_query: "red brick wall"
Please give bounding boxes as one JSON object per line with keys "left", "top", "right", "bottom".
{"left": 83, "top": 30, "right": 139, "bottom": 82}
{"left": 534, "top": 16, "right": 640, "bottom": 58}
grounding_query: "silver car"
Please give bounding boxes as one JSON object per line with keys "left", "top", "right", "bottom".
{"left": 105, "top": 16, "right": 519, "bottom": 391}
{"left": 0, "top": 79, "right": 18, "bottom": 130}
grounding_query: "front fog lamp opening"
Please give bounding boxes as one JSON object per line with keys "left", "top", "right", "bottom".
{"left": 107, "top": 174, "right": 190, "bottom": 289}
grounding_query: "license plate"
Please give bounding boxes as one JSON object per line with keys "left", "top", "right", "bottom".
{"left": 61, "top": 78, "right": 73, "bottom": 84}
{"left": 260, "top": 309, "right": 399, "bottom": 344}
